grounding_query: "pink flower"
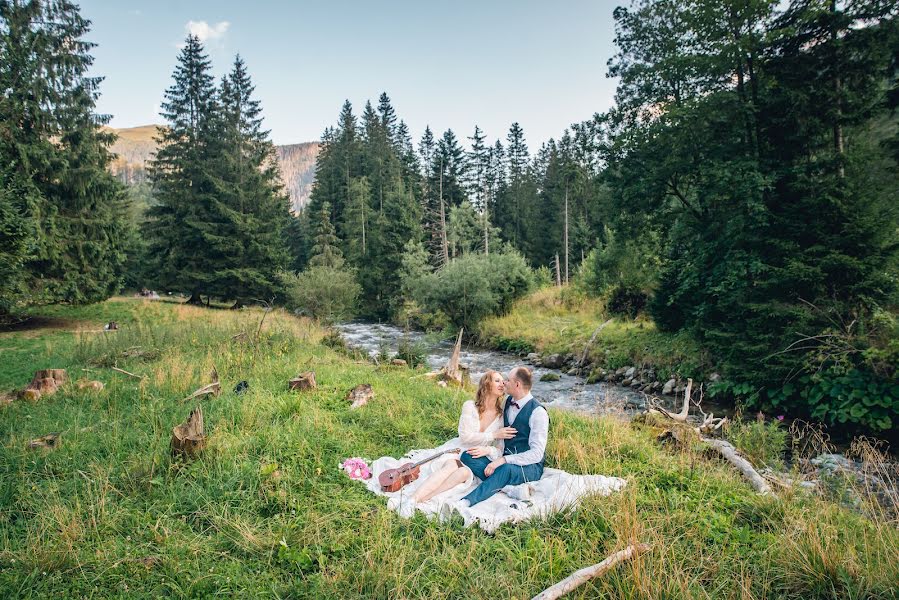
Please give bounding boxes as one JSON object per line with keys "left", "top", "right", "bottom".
{"left": 341, "top": 457, "right": 371, "bottom": 480}
{"left": 776, "top": 415, "right": 785, "bottom": 421}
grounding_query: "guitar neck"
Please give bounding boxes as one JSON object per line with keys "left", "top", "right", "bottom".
{"left": 411, "top": 448, "right": 458, "bottom": 469}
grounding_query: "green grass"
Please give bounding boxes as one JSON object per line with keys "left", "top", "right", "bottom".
{"left": 477, "top": 287, "right": 707, "bottom": 379}
{"left": 1, "top": 299, "right": 896, "bottom": 598}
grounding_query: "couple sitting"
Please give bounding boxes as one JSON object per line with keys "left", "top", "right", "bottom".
{"left": 403, "top": 366, "right": 548, "bottom": 514}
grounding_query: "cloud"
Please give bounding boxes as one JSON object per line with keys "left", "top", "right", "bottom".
{"left": 185, "top": 20, "right": 230, "bottom": 43}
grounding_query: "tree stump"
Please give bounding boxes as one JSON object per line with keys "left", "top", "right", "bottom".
{"left": 347, "top": 384, "right": 374, "bottom": 409}
{"left": 22, "top": 368, "right": 67, "bottom": 400}
{"left": 28, "top": 433, "right": 61, "bottom": 450}
{"left": 390, "top": 358, "right": 408, "bottom": 367}
{"left": 21, "top": 389, "right": 42, "bottom": 401}
{"left": 289, "top": 372, "right": 317, "bottom": 391}
{"left": 171, "top": 406, "right": 206, "bottom": 459}
{"left": 77, "top": 379, "right": 105, "bottom": 392}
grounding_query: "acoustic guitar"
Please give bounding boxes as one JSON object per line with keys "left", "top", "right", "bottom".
{"left": 378, "top": 448, "right": 462, "bottom": 492}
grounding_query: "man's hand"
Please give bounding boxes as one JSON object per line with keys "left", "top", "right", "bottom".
{"left": 465, "top": 446, "right": 493, "bottom": 459}
{"left": 493, "top": 427, "right": 517, "bottom": 440}
{"left": 484, "top": 457, "right": 506, "bottom": 477}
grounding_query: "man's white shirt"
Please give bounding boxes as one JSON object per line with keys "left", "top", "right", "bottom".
{"left": 503, "top": 392, "right": 549, "bottom": 466}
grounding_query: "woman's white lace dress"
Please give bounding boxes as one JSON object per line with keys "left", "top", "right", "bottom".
{"left": 432, "top": 400, "right": 503, "bottom": 486}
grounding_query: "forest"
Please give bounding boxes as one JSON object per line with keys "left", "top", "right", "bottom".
{"left": 1, "top": 0, "right": 897, "bottom": 436}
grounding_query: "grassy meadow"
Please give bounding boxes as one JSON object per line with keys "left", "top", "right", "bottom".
{"left": 0, "top": 299, "right": 896, "bottom": 598}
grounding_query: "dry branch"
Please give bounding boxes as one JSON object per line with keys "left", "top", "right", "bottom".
{"left": 703, "top": 438, "right": 772, "bottom": 495}
{"left": 578, "top": 318, "right": 614, "bottom": 366}
{"left": 532, "top": 543, "right": 651, "bottom": 600}
{"left": 111, "top": 366, "right": 145, "bottom": 380}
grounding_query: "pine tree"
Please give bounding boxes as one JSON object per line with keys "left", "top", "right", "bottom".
{"left": 309, "top": 201, "right": 344, "bottom": 268}
{"left": 496, "top": 123, "right": 536, "bottom": 253}
{"left": 213, "top": 55, "right": 291, "bottom": 304}
{"left": 307, "top": 101, "right": 361, "bottom": 240}
{"left": 146, "top": 34, "right": 221, "bottom": 303}
{"left": 418, "top": 126, "right": 444, "bottom": 264}
{"left": 362, "top": 178, "right": 421, "bottom": 316}
{"left": 0, "top": 0, "right": 129, "bottom": 311}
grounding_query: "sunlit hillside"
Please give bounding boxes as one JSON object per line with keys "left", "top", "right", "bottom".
{"left": 104, "top": 125, "right": 319, "bottom": 211}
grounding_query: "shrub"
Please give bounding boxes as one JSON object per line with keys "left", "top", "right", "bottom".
{"left": 408, "top": 250, "right": 535, "bottom": 331}
{"left": 396, "top": 336, "right": 427, "bottom": 368}
{"left": 278, "top": 266, "right": 361, "bottom": 322}
{"left": 728, "top": 415, "right": 788, "bottom": 470}
{"left": 606, "top": 285, "right": 648, "bottom": 318}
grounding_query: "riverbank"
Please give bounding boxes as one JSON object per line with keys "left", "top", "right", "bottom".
{"left": 476, "top": 287, "right": 708, "bottom": 384}
{"left": 1, "top": 298, "right": 897, "bottom": 597}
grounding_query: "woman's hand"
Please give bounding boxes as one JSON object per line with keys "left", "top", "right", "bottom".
{"left": 465, "top": 446, "right": 493, "bottom": 458}
{"left": 493, "top": 427, "right": 517, "bottom": 440}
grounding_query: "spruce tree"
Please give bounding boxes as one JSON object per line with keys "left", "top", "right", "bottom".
{"left": 212, "top": 55, "right": 290, "bottom": 304}
{"left": 0, "top": 0, "right": 129, "bottom": 311}
{"left": 309, "top": 201, "right": 344, "bottom": 268}
{"left": 146, "top": 34, "right": 220, "bottom": 303}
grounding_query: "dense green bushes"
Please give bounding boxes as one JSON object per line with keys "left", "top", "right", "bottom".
{"left": 400, "top": 246, "right": 535, "bottom": 331}
{"left": 278, "top": 266, "right": 361, "bottom": 322}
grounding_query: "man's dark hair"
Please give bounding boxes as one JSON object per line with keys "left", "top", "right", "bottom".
{"left": 513, "top": 366, "right": 533, "bottom": 390}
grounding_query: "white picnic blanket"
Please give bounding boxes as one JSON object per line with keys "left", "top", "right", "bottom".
{"left": 363, "top": 438, "right": 628, "bottom": 533}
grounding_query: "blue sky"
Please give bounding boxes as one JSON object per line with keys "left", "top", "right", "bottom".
{"left": 81, "top": 0, "right": 622, "bottom": 148}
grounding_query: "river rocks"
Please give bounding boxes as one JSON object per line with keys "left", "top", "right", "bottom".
{"left": 540, "top": 354, "right": 566, "bottom": 369}
{"left": 540, "top": 373, "right": 561, "bottom": 382}
{"left": 624, "top": 366, "right": 636, "bottom": 379}
{"left": 662, "top": 379, "right": 676, "bottom": 395}
{"left": 615, "top": 366, "right": 629, "bottom": 377}
{"left": 621, "top": 378, "right": 633, "bottom": 387}
{"left": 526, "top": 353, "right": 540, "bottom": 363}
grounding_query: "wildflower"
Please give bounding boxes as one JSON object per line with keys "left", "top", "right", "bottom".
{"left": 776, "top": 415, "right": 785, "bottom": 422}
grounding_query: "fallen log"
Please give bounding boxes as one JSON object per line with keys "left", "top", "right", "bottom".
{"left": 532, "top": 543, "right": 651, "bottom": 600}
{"left": 703, "top": 438, "right": 772, "bottom": 495}
{"left": 171, "top": 406, "right": 205, "bottom": 458}
{"left": 347, "top": 384, "right": 374, "bottom": 409}
{"left": 289, "top": 372, "right": 317, "bottom": 391}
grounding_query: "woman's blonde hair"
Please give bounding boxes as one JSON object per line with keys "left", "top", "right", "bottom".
{"left": 475, "top": 370, "right": 505, "bottom": 415}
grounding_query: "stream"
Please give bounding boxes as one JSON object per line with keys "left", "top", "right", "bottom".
{"left": 335, "top": 321, "right": 657, "bottom": 416}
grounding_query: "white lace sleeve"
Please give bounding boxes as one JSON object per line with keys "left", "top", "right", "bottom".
{"left": 458, "top": 401, "right": 495, "bottom": 447}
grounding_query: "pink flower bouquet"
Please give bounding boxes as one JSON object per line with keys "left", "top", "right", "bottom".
{"left": 341, "top": 457, "right": 371, "bottom": 480}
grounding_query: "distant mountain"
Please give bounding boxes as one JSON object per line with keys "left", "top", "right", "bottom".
{"left": 104, "top": 125, "right": 319, "bottom": 212}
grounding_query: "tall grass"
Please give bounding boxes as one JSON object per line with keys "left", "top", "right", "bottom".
{"left": 0, "top": 299, "right": 896, "bottom": 598}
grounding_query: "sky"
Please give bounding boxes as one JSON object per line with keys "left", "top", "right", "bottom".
{"left": 80, "top": 0, "right": 622, "bottom": 148}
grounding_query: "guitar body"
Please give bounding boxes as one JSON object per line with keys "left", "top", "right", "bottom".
{"left": 378, "top": 462, "right": 420, "bottom": 492}
{"left": 378, "top": 448, "right": 461, "bottom": 493}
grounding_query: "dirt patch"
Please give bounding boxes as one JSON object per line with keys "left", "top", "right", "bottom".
{"left": 0, "top": 315, "right": 91, "bottom": 336}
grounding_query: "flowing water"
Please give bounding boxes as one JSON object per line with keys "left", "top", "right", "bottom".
{"left": 334, "top": 321, "right": 650, "bottom": 416}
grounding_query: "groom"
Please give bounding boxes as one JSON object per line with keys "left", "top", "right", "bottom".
{"left": 459, "top": 366, "right": 549, "bottom": 507}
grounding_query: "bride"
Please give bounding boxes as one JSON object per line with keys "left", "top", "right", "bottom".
{"left": 397, "top": 370, "right": 516, "bottom": 514}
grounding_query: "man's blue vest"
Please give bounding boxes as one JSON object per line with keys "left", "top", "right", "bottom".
{"left": 503, "top": 396, "right": 547, "bottom": 467}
